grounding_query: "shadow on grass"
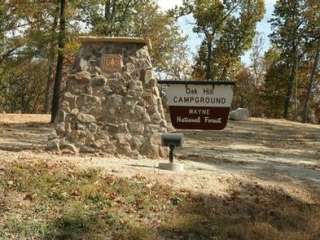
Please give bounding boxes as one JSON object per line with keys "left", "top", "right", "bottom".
{"left": 181, "top": 119, "right": 320, "bottom": 150}
{"left": 0, "top": 122, "right": 53, "bottom": 152}
{"left": 41, "top": 183, "right": 320, "bottom": 240}
{"left": 2, "top": 161, "right": 320, "bottom": 240}
{"left": 43, "top": 206, "right": 156, "bottom": 240}
{"left": 158, "top": 182, "right": 320, "bottom": 240}
{"left": 177, "top": 119, "right": 320, "bottom": 187}
{"left": 128, "top": 164, "right": 156, "bottom": 170}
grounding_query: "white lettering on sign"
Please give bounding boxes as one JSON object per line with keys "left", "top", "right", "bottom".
{"left": 177, "top": 116, "right": 201, "bottom": 123}
{"left": 204, "top": 117, "right": 222, "bottom": 123}
{"left": 189, "top": 108, "right": 209, "bottom": 115}
{"left": 166, "top": 84, "right": 233, "bottom": 107}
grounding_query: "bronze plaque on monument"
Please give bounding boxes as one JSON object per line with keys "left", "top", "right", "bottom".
{"left": 100, "top": 54, "right": 123, "bottom": 73}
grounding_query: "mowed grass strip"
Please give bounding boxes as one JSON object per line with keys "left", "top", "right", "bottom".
{"left": 0, "top": 161, "right": 319, "bottom": 240}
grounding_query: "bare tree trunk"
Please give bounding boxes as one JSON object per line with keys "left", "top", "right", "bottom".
{"left": 51, "top": 0, "right": 66, "bottom": 123}
{"left": 205, "top": 37, "right": 212, "bottom": 80}
{"left": 44, "top": 3, "right": 59, "bottom": 113}
{"left": 104, "top": 0, "right": 117, "bottom": 35}
{"left": 283, "top": 67, "right": 296, "bottom": 119}
{"left": 302, "top": 47, "right": 320, "bottom": 123}
{"left": 283, "top": 46, "right": 298, "bottom": 119}
{"left": 220, "top": 61, "right": 230, "bottom": 81}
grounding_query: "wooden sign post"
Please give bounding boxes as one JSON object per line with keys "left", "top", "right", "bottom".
{"left": 159, "top": 80, "right": 235, "bottom": 130}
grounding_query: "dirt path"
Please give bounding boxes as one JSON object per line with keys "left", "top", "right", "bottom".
{"left": 177, "top": 118, "right": 320, "bottom": 186}
{"left": 0, "top": 114, "right": 52, "bottom": 152}
{"left": 0, "top": 114, "right": 319, "bottom": 202}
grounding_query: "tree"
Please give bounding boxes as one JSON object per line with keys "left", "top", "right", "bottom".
{"left": 233, "top": 67, "right": 264, "bottom": 116}
{"left": 0, "top": 59, "right": 47, "bottom": 113}
{"left": 0, "top": 0, "right": 190, "bottom": 114}
{"left": 0, "top": 1, "right": 59, "bottom": 113}
{"left": 155, "top": 40, "right": 192, "bottom": 80}
{"left": 0, "top": 1, "right": 22, "bottom": 65}
{"left": 77, "top": 0, "right": 190, "bottom": 78}
{"left": 262, "top": 49, "right": 289, "bottom": 118}
{"left": 269, "top": 0, "right": 307, "bottom": 119}
{"left": 51, "top": 0, "right": 66, "bottom": 123}
{"left": 44, "top": 3, "right": 60, "bottom": 113}
{"left": 250, "top": 33, "right": 265, "bottom": 87}
{"left": 190, "top": 0, "right": 264, "bottom": 80}
{"left": 302, "top": 46, "right": 319, "bottom": 122}
{"left": 301, "top": 0, "right": 320, "bottom": 122}
{"left": 76, "top": 0, "right": 150, "bottom": 36}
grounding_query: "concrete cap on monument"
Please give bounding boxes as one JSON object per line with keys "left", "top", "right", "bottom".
{"left": 78, "top": 36, "right": 152, "bottom": 74}
{"left": 79, "top": 36, "right": 151, "bottom": 48}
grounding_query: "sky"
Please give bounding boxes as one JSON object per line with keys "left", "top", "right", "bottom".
{"left": 157, "top": 0, "right": 277, "bottom": 65}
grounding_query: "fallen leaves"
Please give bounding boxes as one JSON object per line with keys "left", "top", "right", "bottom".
{"left": 0, "top": 160, "right": 319, "bottom": 240}
{"left": 23, "top": 193, "right": 34, "bottom": 201}
{"left": 7, "top": 180, "right": 14, "bottom": 186}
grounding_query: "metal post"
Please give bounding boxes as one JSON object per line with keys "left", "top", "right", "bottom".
{"left": 169, "top": 145, "right": 174, "bottom": 163}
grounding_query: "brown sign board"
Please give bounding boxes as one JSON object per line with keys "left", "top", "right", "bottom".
{"left": 100, "top": 54, "right": 123, "bottom": 73}
{"left": 159, "top": 81, "right": 235, "bottom": 130}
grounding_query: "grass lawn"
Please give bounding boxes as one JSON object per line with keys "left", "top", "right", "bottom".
{"left": 0, "top": 160, "right": 319, "bottom": 240}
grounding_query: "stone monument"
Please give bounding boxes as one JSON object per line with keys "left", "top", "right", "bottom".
{"left": 48, "top": 36, "right": 167, "bottom": 158}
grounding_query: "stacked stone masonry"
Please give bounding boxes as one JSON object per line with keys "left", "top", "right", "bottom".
{"left": 48, "top": 37, "right": 167, "bottom": 158}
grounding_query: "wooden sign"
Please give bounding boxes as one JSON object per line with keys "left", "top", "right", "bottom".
{"left": 100, "top": 54, "right": 123, "bottom": 73}
{"left": 160, "top": 81, "right": 235, "bottom": 130}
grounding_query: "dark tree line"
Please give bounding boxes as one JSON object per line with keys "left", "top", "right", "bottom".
{"left": 0, "top": 0, "right": 319, "bottom": 123}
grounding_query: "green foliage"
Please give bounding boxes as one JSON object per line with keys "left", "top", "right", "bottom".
{"left": 0, "top": 1, "right": 60, "bottom": 113}
{"left": 232, "top": 67, "right": 264, "bottom": 116}
{"left": 77, "top": 0, "right": 190, "bottom": 79}
{"left": 270, "top": 0, "right": 306, "bottom": 61}
{"left": 233, "top": 0, "right": 319, "bottom": 121}
{"left": 0, "top": 0, "right": 190, "bottom": 113}
{"left": 76, "top": 0, "right": 152, "bottom": 36}
{"left": 0, "top": 59, "right": 47, "bottom": 113}
{"left": 263, "top": 64, "right": 290, "bottom": 117}
{"left": 1, "top": 0, "right": 318, "bottom": 119}
{"left": 269, "top": 0, "right": 320, "bottom": 119}
{"left": 191, "top": 0, "right": 265, "bottom": 80}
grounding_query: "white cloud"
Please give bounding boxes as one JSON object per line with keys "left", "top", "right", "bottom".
{"left": 265, "top": 0, "right": 277, "bottom": 4}
{"left": 157, "top": 0, "right": 183, "bottom": 10}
